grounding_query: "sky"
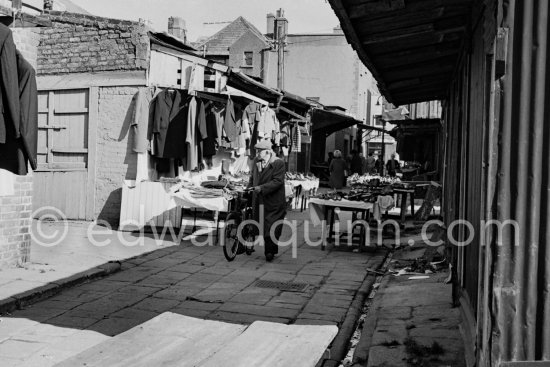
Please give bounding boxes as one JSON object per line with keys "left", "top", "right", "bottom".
{"left": 68, "top": 0, "right": 341, "bottom": 42}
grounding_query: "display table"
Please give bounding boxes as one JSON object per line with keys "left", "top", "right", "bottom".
{"left": 308, "top": 198, "right": 374, "bottom": 250}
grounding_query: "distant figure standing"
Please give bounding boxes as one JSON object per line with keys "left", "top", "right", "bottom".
{"left": 386, "top": 153, "right": 401, "bottom": 177}
{"left": 360, "top": 152, "right": 368, "bottom": 174}
{"left": 327, "top": 151, "right": 334, "bottom": 166}
{"left": 350, "top": 150, "right": 363, "bottom": 175}
{"left": 365, "top": 152, "right": 376, "bottom": 174}
{"left": 329, "top": 149, "right": 347, "bottom": 189}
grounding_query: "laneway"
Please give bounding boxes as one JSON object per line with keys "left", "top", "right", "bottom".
{"left": 0, "top": 211, "right": 386, "bottom": 366}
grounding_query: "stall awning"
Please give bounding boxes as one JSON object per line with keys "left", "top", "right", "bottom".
{"left": 328, "top": 0, "right": 473, "bottom": 105}
{"left": 311, "top": 108, "right": 363, "bottom": 136}
{"left": 226, "top": 70, "right": 282, "bottom": 103}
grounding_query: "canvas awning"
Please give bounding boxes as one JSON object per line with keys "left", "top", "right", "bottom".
{"left": 328, "top": 0, "right": 473, "bottom": 105}
{"left": 311, "top": 108, "right": 363, "bottom": 136}
{"left": 226, "top": 70, "right": 282, "bottom": 103}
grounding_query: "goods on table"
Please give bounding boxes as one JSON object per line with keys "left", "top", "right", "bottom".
{"left": 346, "top": 173, "right": 401, "bottom": 187}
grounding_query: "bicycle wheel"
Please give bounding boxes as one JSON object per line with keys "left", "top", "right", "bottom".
{"left": 223, "top": 212, "right": 241, "bottom": 261}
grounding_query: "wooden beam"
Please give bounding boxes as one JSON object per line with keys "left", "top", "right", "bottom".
{"left": 278, "top": 106, "right": 306, "bottom": 121}
{"left": 362, "top": 24, "right": 434, "bottom": 44}
{"left": 350, "top": 0, "right": 471, "bottom": 21}
{"left": 348, "top": 0, "right": 405, "bottom": 19}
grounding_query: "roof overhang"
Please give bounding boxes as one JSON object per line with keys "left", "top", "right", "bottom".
{"left": 311, "top": 108, "right": 362, "bottom": 137}
{"left": 328, "top": 0, "right": 473, "bottom": 105}
{"left": 389, "top": 118, "right": 442, "bottom": 137}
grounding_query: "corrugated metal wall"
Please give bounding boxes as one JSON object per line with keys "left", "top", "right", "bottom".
{"left": 444, "top": 0, "right": 550, "bottom": 364}
{"left": 489, "top": 0, "right": 550, "bottom": 363}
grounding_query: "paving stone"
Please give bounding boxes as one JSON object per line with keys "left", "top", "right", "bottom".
{"left": 292, "top": 274, "right": 325, "bottom": 285}
{"left": 139, "top": 257, "right": 184, "bottom": 268}
{"left": 28, "top": 299, "right": 84, "bottom": 310}
{"left": 409, "top": 327, "right": 460, "bottom": 339}
{"left": 259, "top": 271, "right": 296, "bottom": 282}
{"left": 170, "top": 307, "right": 213, "bottom": 319}
{"left": 153, "top": 286, "right": 204, "bottom": 300}
{"left": 302, "top": 303, "right": 349, "bottom": 317}
{"left": 166, "top": 264, "right": 206, "bottom": 274}
{"left": 76, "top": 280, "right": 128, "bottom": 293}
{"left": 109, "top": 307, "right": 158, "bottom": 321}
{"left": 0, "top": 318, "right": 40, "bottom": 340}
{"left": 371, "top": 326, "right": 408, "bottom": 346}
{"left": 53, "top": 290, "right": 109, "bottom": 303}
{"left": 208, "top": 311, "right": 290, "bottom": 325}
{"left": 199, "top": 267, "right": 235, "bottom": 276}
{"left": 10, "top": 306, "right": 67, "bottom": 322}
{"left": 175, "top": 300, "right": 222, "bottom": 311}
{"left": 293, "top": 318, "right": 338, "bottom": 326}
{"left": 218, "top": 302, "right": 299, "bottom": 319}
{"left": 264, "top": 300, "right": 304, "bottom": 310}
{"left": 87, "top": 317, "right": 143, "bottom": 336}
{"left": 132, "top": 297, "right": 181, "bottom": 313}
{"left": 105, "top": 267, "right": 162, "bottom": 282}
{"left": 48, "top": 315, "right": 101, "bottom": 329}
{"left": 308, "top": 295, "right": 352, "bottom": 310}
{"left": 229, "top": 292, "right": 274, "bottom": 306}
{"left": 135, "top": 274, "right": 182, "bottom": 287}
{"left": 115, "top": 284, "right": 163, "bottom": 296}
{"left": 297, "top": 312, "right": 345, "bottom": 324}
{"left": 367, "top": 345, "right": 407, "bottom": 367}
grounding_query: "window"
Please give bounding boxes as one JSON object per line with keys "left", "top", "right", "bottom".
{"left": 243, "top": 52, "right": 253, "bottom": 67}
{"left": 374, "top": 115, "right": 383, "bottom": 126}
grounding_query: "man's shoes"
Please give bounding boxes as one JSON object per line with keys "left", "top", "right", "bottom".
{"left": 265, "top": 253, "right": 274, "bottom": 262}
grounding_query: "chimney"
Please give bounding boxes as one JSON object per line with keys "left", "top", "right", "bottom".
{"left": 43, "top": 0, "right": 53, "bottom": 11}
{"left": 168, "top": 17, "right": 187, "bottom": 43}
{"left": 266, "top": 13, "right": 275, "bottom": 36}
{"left": 333, "top": 25, "right": 344, "bottom": 34}
{"left": 273, "top": 8, "right": 288, "bottom": 40}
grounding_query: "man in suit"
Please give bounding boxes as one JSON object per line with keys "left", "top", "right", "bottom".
{"left": 248, "top": 139, "right": 286, "bottom": 262}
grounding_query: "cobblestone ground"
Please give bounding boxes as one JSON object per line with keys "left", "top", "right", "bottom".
{"left": 0, "top": 211, "right": 386, "bottom": 366}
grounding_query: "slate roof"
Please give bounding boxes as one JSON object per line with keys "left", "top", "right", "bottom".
{"left": 197, "top": 16, "right": 270, "bottom": 55}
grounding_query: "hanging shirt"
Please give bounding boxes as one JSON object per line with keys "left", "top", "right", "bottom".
{"left": 257, "top": 106, "right": 278, "bottom": 140}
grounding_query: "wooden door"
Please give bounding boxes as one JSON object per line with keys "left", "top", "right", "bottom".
{"left": 33, "top": 88, "right": 97, "bottom": 220}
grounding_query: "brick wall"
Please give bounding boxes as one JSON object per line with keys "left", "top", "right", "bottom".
{"left": 38, "top": 11, "right": 150, "bottom": 75}
{"left": 95, "top": 86, "right": 139, "bottom": 226}
{"left": 12, "top": 27, "right": 41, "bottom": 69}
{"left": 0, "top": 175, "right": 33, "bottom": 268}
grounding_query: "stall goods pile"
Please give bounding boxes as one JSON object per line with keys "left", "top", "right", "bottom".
{"left": 286, "top": 172, "right": 318, "bottom": 181}
{"left": 347, "top": 173, "right": 401, "bottom": 186}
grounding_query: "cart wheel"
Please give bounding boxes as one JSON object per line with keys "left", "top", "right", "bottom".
{"left": 223, "top": 212, "right": 241, "bottom": 261}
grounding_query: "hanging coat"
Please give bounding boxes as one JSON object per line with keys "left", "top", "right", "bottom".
{"left": 0, "top": 49, "right": 37, "bottom": 175}
{"left": 248, "top": 154, "right": 287, "bottom": 237}
{"left": 0, "top": 24, "right": 20, "bottom": 145}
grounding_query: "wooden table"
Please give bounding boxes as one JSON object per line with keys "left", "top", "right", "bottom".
{"left": 393, "top": 188, "right": 415, "bottom": 223}
{"left": 309, "top": 198, "right": 374, "bottom": 250}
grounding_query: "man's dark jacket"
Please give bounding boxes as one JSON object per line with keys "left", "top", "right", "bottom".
{"left": 249, "top": 155, "right": 287, "bottom": 235}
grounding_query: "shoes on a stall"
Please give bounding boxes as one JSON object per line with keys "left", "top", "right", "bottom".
{"left": 265, "top": 253, "right": 274, "bottom": 262}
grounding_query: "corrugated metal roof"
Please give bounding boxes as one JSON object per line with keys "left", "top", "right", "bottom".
{"left": 197, "top": 16, "right": 270, "bottom": 55}
{"left": 328, "top": 0, "right": 473, "bottom": 105}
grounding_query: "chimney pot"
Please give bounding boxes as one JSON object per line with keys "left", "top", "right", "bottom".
{"left": 266, "top": 13, "right": 275, "bottom": 36}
